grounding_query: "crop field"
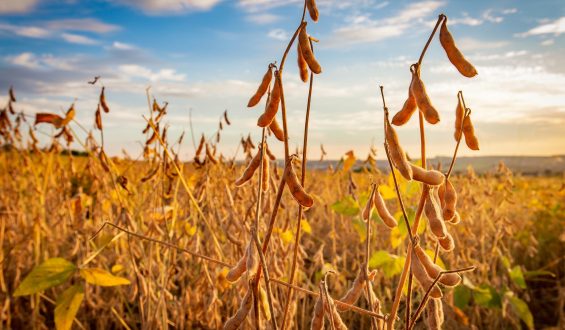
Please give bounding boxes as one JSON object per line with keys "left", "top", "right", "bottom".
{"left": 0, "top": 1, "right": 564, "bottom": 330}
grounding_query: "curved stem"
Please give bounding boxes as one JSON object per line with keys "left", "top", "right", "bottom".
{"left": 446, "top": 91, "right": 470, "bottom": 179}
{"left": 417, "top": 14, "right": 445, "bottom": 66}
{"left": 280, "top": 41, "right": 315, "bottom": 329}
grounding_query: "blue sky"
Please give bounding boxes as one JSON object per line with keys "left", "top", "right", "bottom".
{"left": 0, "top": 0, "right": 564, "bottom": 160}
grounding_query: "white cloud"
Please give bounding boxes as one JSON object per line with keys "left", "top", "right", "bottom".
{"left": 0, "top": 0, "right": 38, "bottom": 14}
{"left": 6, "top": 53, "right": 41, "bottom": 69}
{"left": 238, "top": 0, "right": 301, "bottom": 13}
{"left": 115, "top": 0, "right": 221, "bottom": 14}
{"left": 0, "top": 23, "right": 50, "bottom": 38}
{"left": 61, "top": 33, "right": 99, "bottom": 45}
{"left": 267, "top": 28, "right": 288, "bottom": 41}
{"left": 46, "top": 18, "right": 120, "bottom": 34}
{"left": 5, "top": 52, "right": 78, "bottom": 70}
{"left": 541, "top": 39, "right": 554, "bottom": 46}
{"left": 246, "top": 13, "right": 280, "bottom": 24}
{"left": 111, "top": 41, "right": 136, "bottom": 50}
{"left": 118, "top": 64, "right": 186, "bottom": 82}
{"left": 518, "top": 17, "right": 565, "bottom": 37}
{"left": 449, "top": 8, "right": 518, "bottom": 27}
{"left": 328, "top": 1, "right": 444, "bottom": 46}
{"left": 482, "top": 9, "right": 503, "bottom": 23}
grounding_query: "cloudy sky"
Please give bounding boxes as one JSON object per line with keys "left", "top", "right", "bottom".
{"left": 0, "top": 0, "right": 564, "bottom": 160}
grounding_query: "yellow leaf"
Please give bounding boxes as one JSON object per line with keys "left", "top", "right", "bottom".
{"left": 55, "top": 285, "right": 84, "bottom": 330}
{"left": 379, "top": 185, "right": 396, "bottom": 200}
{"left": 300, "top": 219, "right": 311, "bottom": 234}
{"left": 185, "top": 223, "right": 197, "bottom": 236}
{"left": 80, "top": 268, "right": 130, "bottom": 286}
{"left": 342, "top": 151, "right": 356, "bottom": 172}
{"left": 111, "top": 264, "right": 124, "bottom": 274}
{"left": 280, "top": 230, "right": 294, "bottom": 244}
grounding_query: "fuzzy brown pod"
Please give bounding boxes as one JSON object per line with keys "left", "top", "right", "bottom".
{"left": 385, "top": 119, "right": 412, "bottom": 180}
{"left": 100, "top": 87, "right": 110, "bottom": 113}
{"left": 426, "top": 298, "right": 444, "bottom": 330}
{"left": 440, "top": 17, "right": 478, "bottom": 78}
{"left": 223, "top": 287, "right": 253, "bottom": 330}
{"left": 410, "top": 70, "right": 440, "bottom": 124}
{"left": 438, "top": 232, "right": 455, "bottom": 252}
{"left": 298, "top": 24, "right": 322, "bottom": 74}
{"left": 245, "top": 240, "right": 258, "bottom": 277}
{"left": 205, "top": 143, "right": 218, "bottom": 164}
{"left": 454, "top": 96, "right": 465, "bottom": 141}
{"left": 99, "top": 149, "right": 111, "bottom": 173}
{"left": 410, "top": 248, "right": 443, "bottom": 298}
{"left": 373, "top": 186, "right": 398, "bottom": 228}
{"left": 306, "top": 0, "right": 319, "bottom": 22}
{"left": 152, "top": 99, "right": 161, "bottom": 112}
{"left": 9, "top": 86, "right": 16, "bottom": 102}
{"left": 117, "top": 175, "right": 129, "bottom": 193}
{"left": 297, "top": 41, "right": 309, "bottom": 83}
{"left": 269, "top": 116, "right": 285, "bottom": 141}
{"left": 235, "top": 147, "right": 262, "bottom": 186}
{"left": 310, "top": 291, "right": 325, "bottom": 330}
{"left": 321, "top": 284, "right": 348, "bottom": 330}
{"left": 35, "top": 113, "right": 64, "bottom": 128}
{"left": 261, "top": 153, "right": 270, "bottom": 192}
{"left": 223, "top": 110, "right": 231, "bottom": 126}
{"left": 141, "top": 165, "right": 159, "bottom": 182}
{"left": 95, "top": 106, "right": 103, "bottom": 130}
{"left": 462, "top": 115, "right": 480, "bottom": 150}
{"left": 392, "top": 77, "right": 417, "bottom": 126}
{"left": 424, "top": 186, "right": 448, "bottom": 239}
{"left": 411, "top": 164, "right": 444, "bottom": 186}
{"left": 195, "top": 134, "right": 205, "bottom": 157}
{"left": 337, "top": 268, "right": 377, "bottom": 312}
{"left": 146, "top": 125, "right": 159, "bottom": 145}
{"left": 362, "top": 188, "right": 374, "bottom": 221}
{"left": 7, "top": 101, "right": 15, "bottom": 115}
{"left": 285, "top": 159, "right": 314, "bottom": 208}
{"left": 265, "top": 145, "right": 276, "bottom": 161}
{"left": 248, "top": 64, "right": 273, "bottom": 108}
{"left": 257, "top": 74, "right": 281, "bottom": 127}
{"left": 226, "top": 248, "right": 248, "bottom": 282}
{"left": 442, "top": 179, "right": 457, "bottom": 220}
{"left": 258, "top": 286, "right": 271, "bottom": 321}
{"left": 414, "top": 244, "right": 461, "bottom": 287}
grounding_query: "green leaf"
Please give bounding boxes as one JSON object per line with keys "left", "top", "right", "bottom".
{"left": 454, "top": 285, "right": 471, "bottom": 309}
{"left": 79, "top": 268, "right": 130, "bottom": 286}
{"left": 352, "top": 218, "right": 367, "bottom": 242}
{"left": 472, "top": 284, "right": 502, "bottom": 308}
{"left": 509, "top": 266, "right": 527, "bottom": 289}
{"left": 331, "top": 196, "right": 359, "bottom": 216}
{"left": 368, "top": 250, "right": 404, "bottom": 278}
{"left": 506, "top": 291, "right": 534, "bottom": 329}
{"left": 369, "top": 250, "right": 393, "bottom": 269}
{"left": 14, "top": 258, "right": 76, "bottom": 296}
{"left": 55, "top": 285, "right": 84, "bottom": 330}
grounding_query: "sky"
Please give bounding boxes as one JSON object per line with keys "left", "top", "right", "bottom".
{"left": 0, "top": 0, "right": 564, "bottom": 161}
